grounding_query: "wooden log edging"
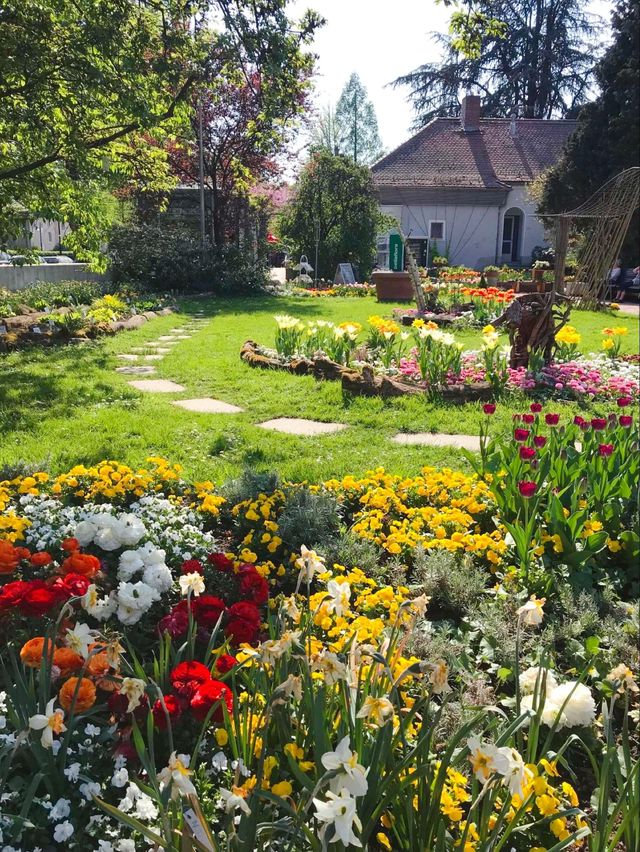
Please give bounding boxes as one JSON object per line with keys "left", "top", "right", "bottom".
{"left": 241, "top": 341, "right": 495, "bottom": 403}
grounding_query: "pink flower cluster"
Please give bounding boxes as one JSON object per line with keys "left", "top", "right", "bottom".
{"left": 538, "top": 361, "right": 639, "bottom": 400}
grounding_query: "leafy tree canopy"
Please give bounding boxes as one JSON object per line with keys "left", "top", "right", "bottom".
{"left": 334, "top": 73, "right": 384, "bottom": 165}
{"left": 538, "top": 0, "right": 640, "bottom": 259}
{"left": 0, "top": 0, "right": 321, "bottom": 263}
{"left": 278, "top": 148, "right": 384, "bottom": 280}
{"left": 394, "top": 0, "right": 601, "bottom": 126}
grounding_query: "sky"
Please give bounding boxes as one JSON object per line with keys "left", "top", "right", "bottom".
{"left": 289, "top": 0, "right": 613, "bottom": 155}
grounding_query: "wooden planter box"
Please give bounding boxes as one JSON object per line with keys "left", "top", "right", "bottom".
{"left": 372, "top": 271, "right": 414, "bottom": 302}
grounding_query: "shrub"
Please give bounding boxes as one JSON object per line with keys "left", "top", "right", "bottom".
{"left": 276, "top": 486, "right": 340, "bottom": 553}
{"left": 221, "top": 469, "right": 281, "bottom": 506}
{"left": 412, "top": 548, "right": 488, "bottom": 620}
{"left": 108, "top": 223, "right": 270, "bottom": 294}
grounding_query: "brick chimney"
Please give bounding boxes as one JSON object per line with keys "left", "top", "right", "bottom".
{"left": 460, "top": 94, "right": 481, "bottom": 131}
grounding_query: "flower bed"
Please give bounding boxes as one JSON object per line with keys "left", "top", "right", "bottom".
{"left": 0, "top": 407, "right": 638, "bottom": 850}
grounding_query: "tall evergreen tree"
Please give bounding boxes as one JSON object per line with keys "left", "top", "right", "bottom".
{"left": 539, "top": 0, "right": 639, "bottom": 258}
{"left": 394, "top": 0, "right": 601, "bottom": 126}
{"left": 334, "top": 74, "right": 384, "bottom": 165}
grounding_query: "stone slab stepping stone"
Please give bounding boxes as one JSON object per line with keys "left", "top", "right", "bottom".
{"left": 143, "top": 354, "right": 164, "bottom": 361}
{"left": 157, "top": 335, "right": 177, "bottom": 341}
{"left": 259, "top": 418, "right": 347, "bottom": 436}
{"left": 116, "top": 365, "right": 156, "bottom": 375}
{"left": 127, "top": 379, "right": 186, "bottom": 392}
{"left": 392, "top": 432, "right": 480, "bottom": 451}
{"left": 172, "top": 398, "right": 243, "bottom": 414}
{"left": 117, "top": 354, "right": 139, "bottom": 361}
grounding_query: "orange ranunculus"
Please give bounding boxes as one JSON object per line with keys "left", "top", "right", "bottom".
{"left": 61, "top": 537, "right": 80, "bottom": 552}
{"left": 0, "top": 540, "right": 22, "bottom": 574}
{"left": 53, "top": 647, "right": 85, "bottom": 677}
{"left": 61, "top": 552, "right": 101, "bottom": 578}
{"left": 20, "top": 636, "right": 53, "bottom": 668}
{"left": 30, "top": 551, "right": 53, "bottom": 567}
{"left": 86, "top": 651, "right": 111, "bottom": 679}
{"left": 59, "top": 677, "right": 96, "bottom": 712}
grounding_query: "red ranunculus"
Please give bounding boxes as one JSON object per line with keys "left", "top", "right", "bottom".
{"left": 61, "top": 537, "right": 80, "bottom": 552}
{"left": 152, "top": 694, "right": 183, "bottom": 730}
{"left": 620, "top": 415, "right": 633, "bottom": 427}
{"left": 522, "top": 414, "right": 534, "bottom": 424}
{"left": 530, "top": 403, "right": 542, "bottom": 413}
{"left": 617, "top": 396, "right": 632, "bottom": 407}
{"left": 518, "top": 480, "right": 538, "bottom": 498}
{"left": 208, "top": 553, "right": 234, "bottom": 572}
{"left": 189, "top": 678, "right": 233, "bottom": 723}
{"left": 519, "top": 446, "right": 536, "bottom": 461}
{"left": 483, "top": 403, "right": 496, "bottom": 415}
{"left": 215, "top": 654, "right": 238, "bottom": 674}
{"left": 181, "top": 559, "right": 203, "bottom": 575}
{"left": 52, "top": 573, "right": 91, "bottom": 599}
{"left": 545, "top": 413, "right": 560, "bottom": 426}
{"left": 19, "top": 582, "right": 62, "bottom": 616}
{"left": 158, "top": 605, "right": 190, "bottom": 639}
{"left": 533, "top": 435, "right": 547, "bottom": 448}
{"left": 30, "top": 551, "right": 53, "bottom": 568}
{"left": 591, "top": 418, "right": 607, "bottom": 430}
{"left": 170, "top": 661, "right": 212, "bottom": 697}
{"left": 193, "top": 595, "right": 226, "bottom": 630}
{"left": 61, "top": 552, "right": 101, "bottom": 578}
{"left": 225, "top": 601, "right": 261, "bottom": 646}
{"left": 598, "top": 443, "right": 614, "bottom": 457}
{"left": 0, "top": 579, "right": 30, "bottom": 609}
{"left": 239, "top": 571, "right": 269, "bottom": 605}
{"left": 514, "top": 428, "right": 530, "bottom": 442}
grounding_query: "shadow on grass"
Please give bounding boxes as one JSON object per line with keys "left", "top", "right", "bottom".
{"left": 0, "top": 343, "right": 139, "bottom": 435}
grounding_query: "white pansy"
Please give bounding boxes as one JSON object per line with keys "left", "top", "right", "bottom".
{"left": 53, "top": 821, "right": 74, "bottom": 842}
{"left": 64, "top": 762, "right": 81, "bottom": 782}
{"left": 79, "top": 781, "right": 101, "bottom": 801}
{"left": 49, "top": 798, "right": 71, "bottom": 822}
{"left": 211, "top": 751, "right": 228, "bottom": 773}
{"left": 111, "top": 768, "right": 129, "bottom": 788}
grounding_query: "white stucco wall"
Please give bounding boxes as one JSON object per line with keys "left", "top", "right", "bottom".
{"left": 379, "top": 186, "right": 552, "bottom": 269}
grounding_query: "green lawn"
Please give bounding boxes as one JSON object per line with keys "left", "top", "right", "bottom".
{"left": 1, "top": 295, "right": 637, "bottom": 483}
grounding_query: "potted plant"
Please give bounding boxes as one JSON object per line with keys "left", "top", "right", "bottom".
{"left": 532, "top": 260, "right": 550, "bottom": 291}
{"left": 433, "top": 255, "right": 449, "bottom": 270}
{"left": 483, "top": 265, "right": 500, "bottom": 286}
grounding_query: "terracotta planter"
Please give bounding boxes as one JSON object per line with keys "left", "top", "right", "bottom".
{"left": 372, "top": 271, "right": 414, "bottom": 302}
{"left": 532, "top": 268, "right": 545, "bottom": 285}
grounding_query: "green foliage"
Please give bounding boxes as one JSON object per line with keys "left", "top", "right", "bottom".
{"left": 412, "top": 548, "right": 488, "bottom": 620}
{"left": 278, "top": 149, "right": 383, "bottom": 280}
{"left": 276, "top": 486, "right": 340, "bottom": 553}
{"left": 334, "top": 73, "right": 384, "bottom": 165}
{"left": 221, "top": 470, "right": 282, "bottom": 507}
{"left": 394, "top": 0, "right": 600, "bottom": 124}
{"left": 0, "top": 280, "right": 103, "bottom": 316}
{"left": 538, "top": 0, "right": 640, "bottom": 260}
{"left": 108, "top": 223, "right": 269, "bottom": 293}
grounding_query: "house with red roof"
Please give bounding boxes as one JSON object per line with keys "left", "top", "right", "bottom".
{"left": 371, "top": 95, "right": 576, "bottom": 270}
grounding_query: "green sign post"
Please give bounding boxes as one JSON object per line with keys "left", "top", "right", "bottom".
{"left": 388, "top": 232, "right": 404, "bottom": 271}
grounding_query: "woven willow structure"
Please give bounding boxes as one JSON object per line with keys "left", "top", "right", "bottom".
{"left": 551, "top": 167, "right": 640, "bottom": 307}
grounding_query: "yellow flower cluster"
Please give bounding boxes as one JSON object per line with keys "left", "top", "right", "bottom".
{"left": 368, "top": 315, "right": 400, "bottom": 335}
{"left": 232, "top": 491, "right": 286, "bottom": 563}
{"left": 50, "top": 458, "right": 183, "bottom": 502}
{"left": 325, "top": 467, "right": 506, "bottom": 564}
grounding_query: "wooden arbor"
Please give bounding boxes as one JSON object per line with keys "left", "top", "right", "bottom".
{"left": 551, "top": 167, "right": 640, "bottom": 307}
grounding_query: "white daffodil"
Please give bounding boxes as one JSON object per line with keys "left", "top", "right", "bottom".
{"left": 64, "top": 622, "right": 97, "bottom": 659}
{"left": 295, "top": 545, "right": 326, "bottom": 587}
{"left": 356, "top": 694, "right": 394, "bottom": 727}
{"left": 467, "top": 736, "right": 511, "bottom": 783}
{"left": 516, "top": 595, "right": 545, "bottom": 626}
{"left": 29, "top": 699, "right": 66, "bottom": 748}
{"left": 158, "top": 752, "right": 197, "bottom": 799}
{"left": 179, "top": 572, "right": 205, "bottom": 597}
{"left": 518, "top": 666, "right": 559, "bottom": 696}
{"left": 548, "top": 682, "right": 596, "bottom": 728}
{"left": 219, "top": 786, "right": 251, "bottom": 815}
{"left": 119, "top": 677, "right": 146, "bottom": 713}
{"left": 311, "top": 650, "right": 348, "bottom": 685}
{"left": 325, "top": 579, "right": 351, "bottom": 618}
{"left": 501, "top": 747, "right": 531, "bottom": 798}
{"left": 321, "top": 736, "right": 368, "bottom": 797}
{"left": 313, "top": 788, "right": 363, "bottom": 848}
{"left": 273, "top": 674, "right": 303, "bottom": 705}
{"left": 429, "top": 659, "right": 451, "bottom": 695}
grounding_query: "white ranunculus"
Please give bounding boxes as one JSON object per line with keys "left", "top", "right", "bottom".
{"left": 118, "top": 514, "right": 146, "bottom": 546}
{"left": 548, "top": 682, "right": 596, "bottom": 728}
{"left": 118, "top": 550, "right": 145, "bottom": 580}
{"left": 116, "top": 581, "right": 159, "bottom": 623}
{"left": 142, "top": 563, "right": 173, "bottom": 593}
{"left": 75, "top": 519, "right": 98, "bottom": 546}
{"left": 519, "top": 666, "right": 559, "bottom": 696}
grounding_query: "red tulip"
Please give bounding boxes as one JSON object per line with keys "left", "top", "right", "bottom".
{"left": 514, "top": 428, "right": 530, "bottom": 442}
{"left": 530, "top": 403, "right": 542, "bottom": 413}
{"left": 619, "top": 415, "right": 633, "bottom": 427}
{"left": 518, "top": 480, "right": 538, "bottom": 498}
{"left": 591, "top": 418, "right": 607, "bottom": 430}
{"left": 483, "top": 403, "right": 496, "bottom": 415}
{"left": 519, "top": 446, "right": 536, "bottom": 461}
{"left": 617, "top": 397, "right": 632, "bottom": 407}
{"left": 573, "top": 416, "right": 586, "bottom": 427}
{"left": 598, "top": 444, "right": 614, "bottom": 457}
{"left": 533, "top": 435, "right": 547, "bottom": 448}
{"left": 522, "top": 414, "right": 535, "bottom": 424}
{"left": 545, "top": 413, "right": 560, "bottom": 426}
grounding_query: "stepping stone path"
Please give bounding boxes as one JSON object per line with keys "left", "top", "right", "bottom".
{"left": 116, "top": 365, "right": 156, "bottom": 375}
{"left": 392, "top": 432, "right": 480, "bottom": 451}
{"left": 143, "top": 354, "right": 164, "bottom": 361}
{"left": 117, "top": 354, "right": 139, "bottom": 361}
{"left": 259, "top": 418, "right": 347, "bottom": 436}
{"left": 127, "top": 379, "right": 186, "bottom": 392}
{"left": 158, "top": 335, "right": 176, "bottom": 341}
{"left": 172, "top": 398, "right": 243, "bottom": 414}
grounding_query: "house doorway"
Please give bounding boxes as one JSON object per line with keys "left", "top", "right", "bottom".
{"left": 501, "top": 208, "right": 523, "bottom": 263}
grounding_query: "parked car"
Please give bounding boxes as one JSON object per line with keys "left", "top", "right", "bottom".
{"left": 43, "top": 255, "right": 75, "bottom": 264}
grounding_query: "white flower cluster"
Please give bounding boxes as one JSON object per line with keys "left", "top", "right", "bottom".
{"left": 127, "top": 495, "right": 217, "bottom": 562}
{"left": 75, "top": 512, "right": 146, "bottom": 551}
{"left": 519, "top": 667, "right": 597, "bottom": 728}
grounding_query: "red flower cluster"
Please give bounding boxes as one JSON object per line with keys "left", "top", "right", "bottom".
{"left": 151, "top": 660, "right": 234, "bottom": 728}
{"left": 0, "top": 573, "right": 91, "bottom": 617}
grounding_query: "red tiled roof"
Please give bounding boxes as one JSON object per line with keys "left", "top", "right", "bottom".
{"left": 372, "top": 118, "right": 577, "bottom": 189}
